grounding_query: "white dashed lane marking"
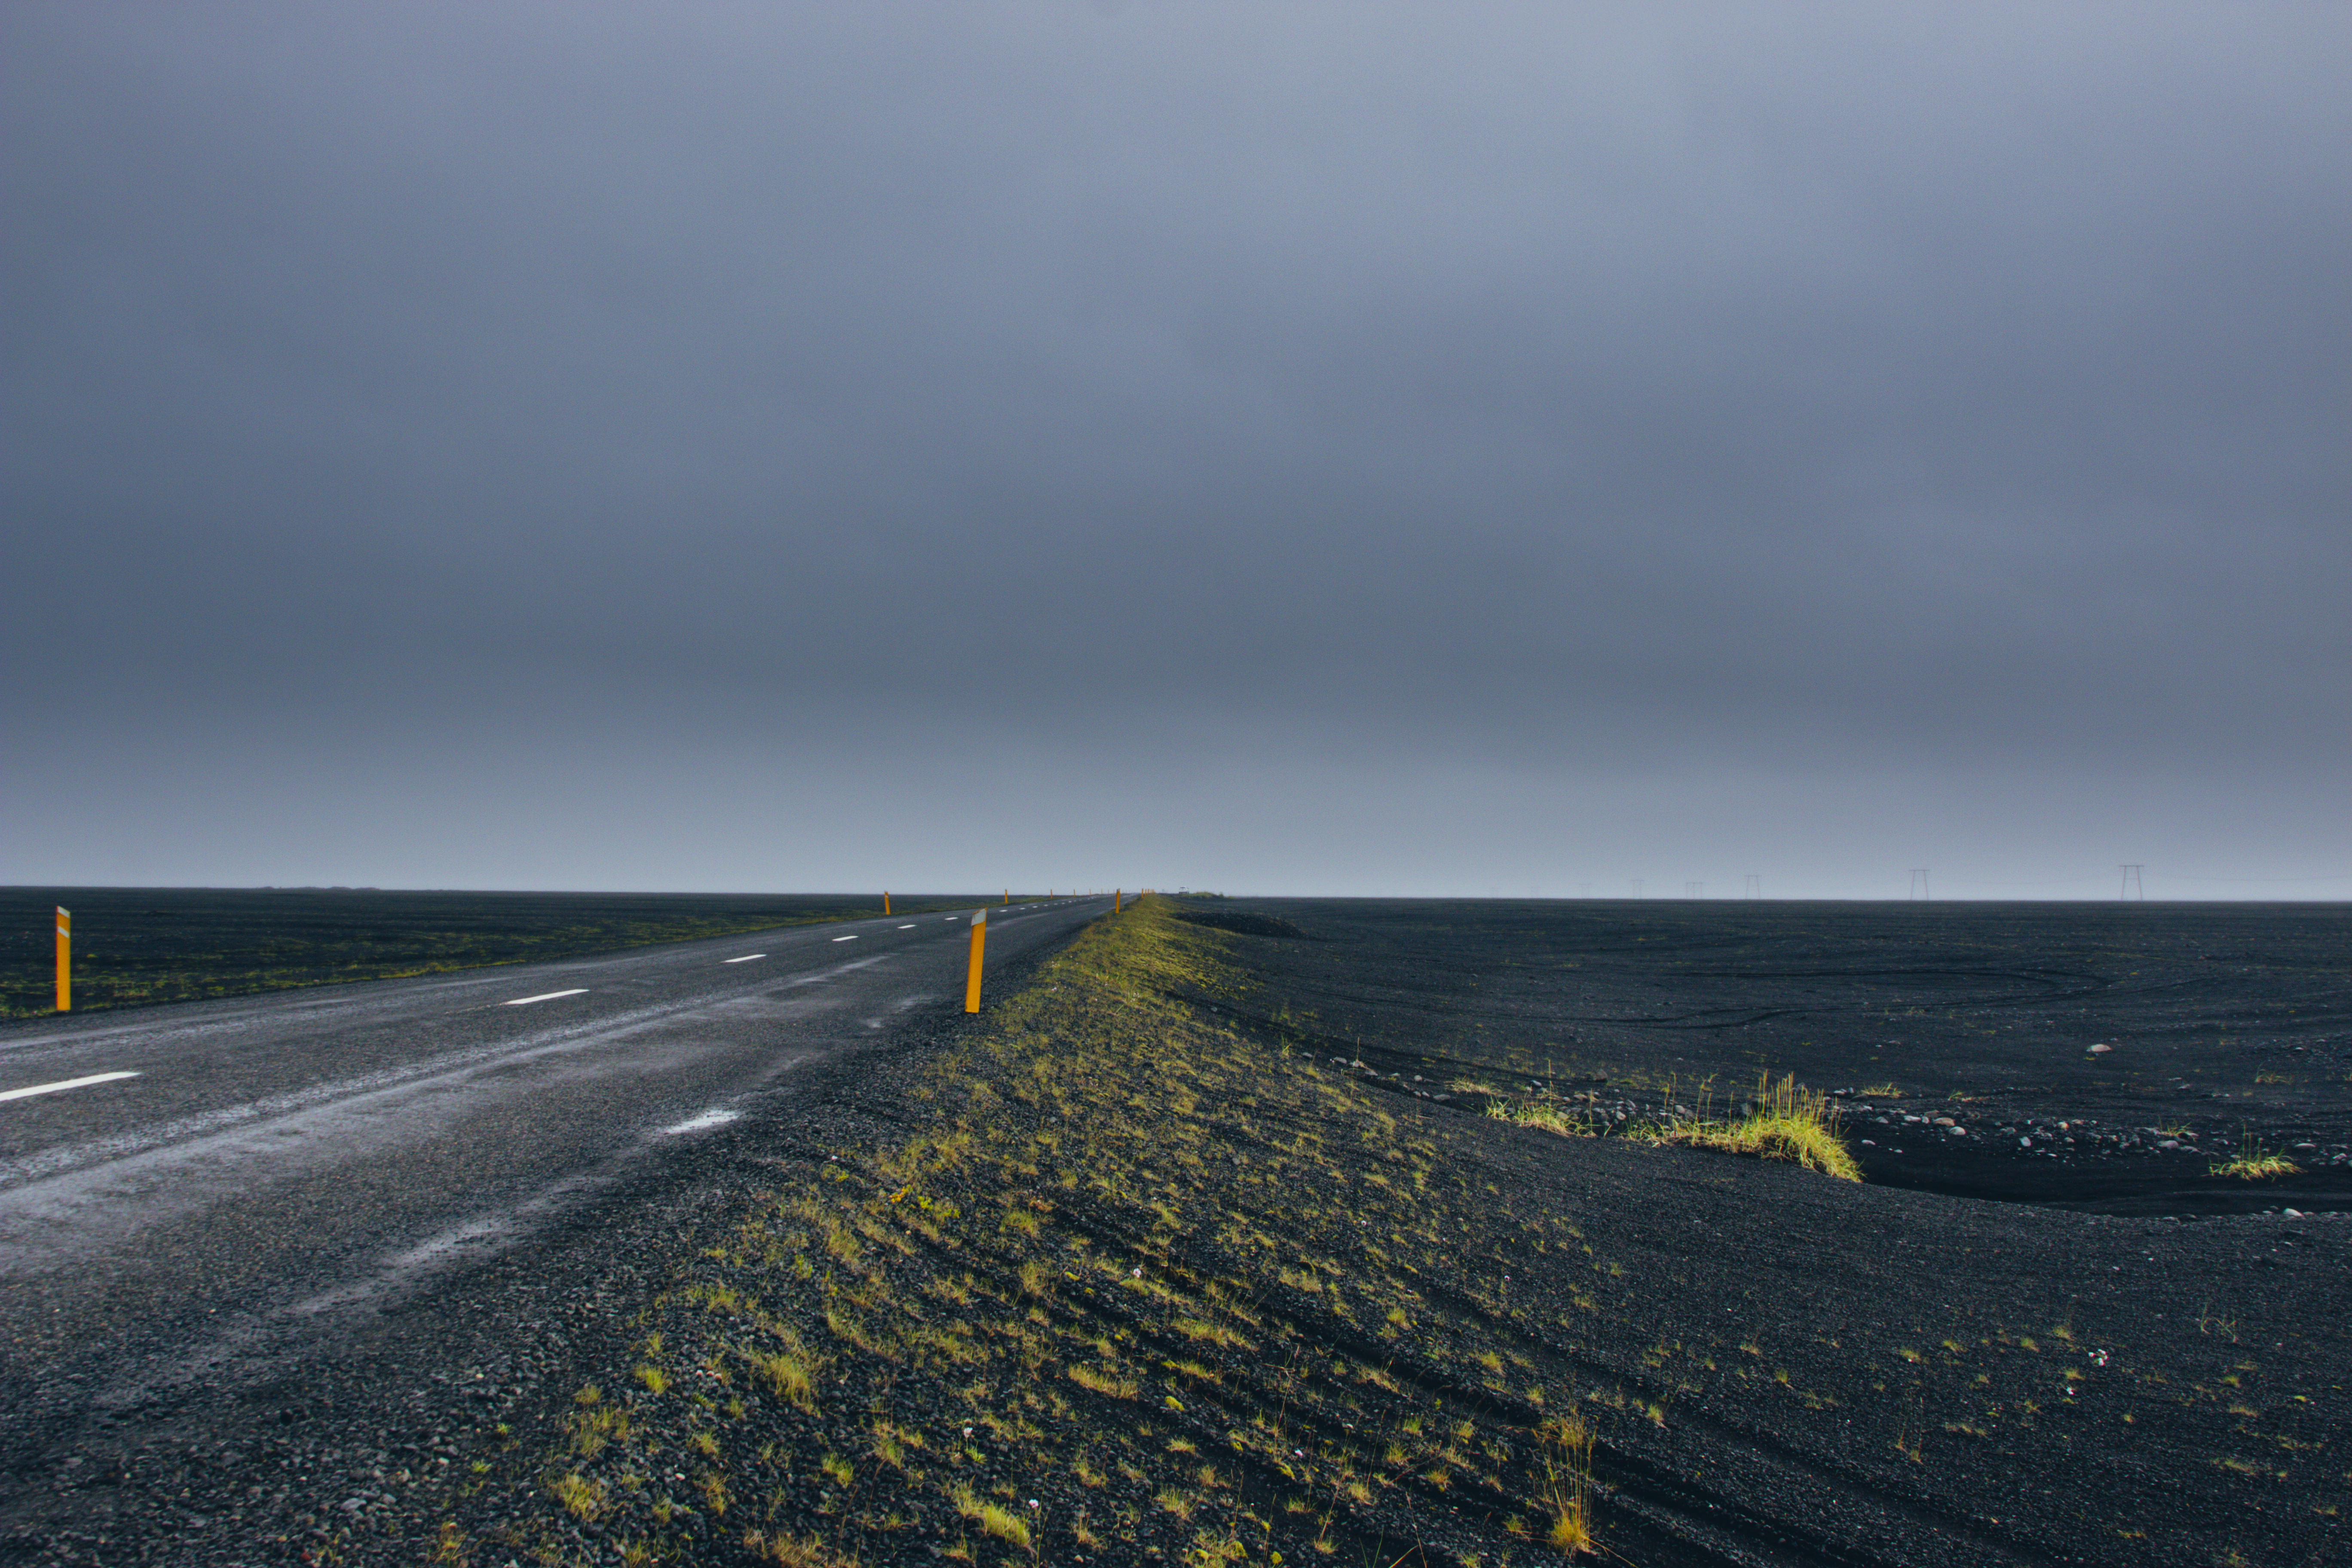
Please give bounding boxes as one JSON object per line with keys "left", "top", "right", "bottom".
{"left": 502, "top": 989, "right": 588, "bottom": 1007}
{"left": 831, "top": 935, "right": 859, "bottom": 943}
{"left": 724, "top": 954, "right": 766, "bottom": 964}
{"left": 0, "top": 1071, "right": 143, "bottom": 1103}
{"left": 897, "top": 925, "right": 915, "bottom": 929}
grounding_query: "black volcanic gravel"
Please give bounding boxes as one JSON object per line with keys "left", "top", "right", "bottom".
{"left": 1201, "top": 897, "right": 2352, "bottom": 1217}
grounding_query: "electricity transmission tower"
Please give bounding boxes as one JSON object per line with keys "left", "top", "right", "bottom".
{"left": 1685, "top": 882, "right": 1702, "bottom": 898}
{"left": 1631, "top": 879, "right": 1643, "bottom": 899}
{"left": 1744, "top": 874, "right": 1761, "bottom": 899}
{"left": 2120, "top": 865, "right": 2144, "bottom": 900}
{"left": 1909, "top": 869, "right": 1930, "bottom": 900}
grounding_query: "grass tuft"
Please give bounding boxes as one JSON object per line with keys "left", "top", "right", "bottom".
{"left": 1068, "top": 1363, "right": 1138, "bottom": 1399}
{"left": 551, "top": 1471, "right": 607, "bottom": 1521}
{"left": 1663, "top": 1074, "right": 1860, "bottom": 1180}
{"left": 1487, "top": 1099, "right": 1596, "bottom": 1138}
{"left": 746, "top": 1529, "right": 861, "bottom": 1566}
{"left": 1537, "top": 1415, "right": 1597, "bottom": 1555}
{"left": 2211, "top": 1129, "right": 2300, "bottom": 1180}
{"left": 741, "top": 1346, "right": 817, "bottom": 1410}
{"left": 1493, "top": 1072, "right": 1859, "bottom": 1180}
{"left": 979, "top": 1503, "right": 1032, "bottom": 1550}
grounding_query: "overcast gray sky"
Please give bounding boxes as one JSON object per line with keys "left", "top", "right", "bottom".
{"left": 6, "top": 2, "right": 2346, "bottom": 899}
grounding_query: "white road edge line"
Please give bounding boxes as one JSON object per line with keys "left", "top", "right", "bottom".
{"left": 724, "top": 954, "right": 767, "bottom": 963}
{"left": 831, "top": 935, "right": 859, "bottom": 942}
{"left": 502, "top": 989, "right": 589, "bottom": 1006}
{"left": 0, "top": 1070, "right": 142, "bottom": 1103}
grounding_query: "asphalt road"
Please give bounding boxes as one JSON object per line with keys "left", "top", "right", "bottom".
{"left": 0, "top": 896, "right": 1107, "bottom": 1510}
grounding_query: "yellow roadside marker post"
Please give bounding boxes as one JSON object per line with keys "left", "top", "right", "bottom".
{"left": 1004, "top": 889, "right": 1010, "bottom": 905}
{"left": 963, "top": 906, "right": 988, "bottom": 1013}
{"left": 1115, "top": 889, "right": 1121, "bottom": 912}
{"left": 55, "top": 907, "right": 70, "bottom": 1012}
{"left": 885, "top": 891, "right": 891, "bottom": 916}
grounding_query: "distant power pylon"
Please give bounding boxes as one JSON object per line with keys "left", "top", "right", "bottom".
{"left": 1744, "top": 874, "right": 1761, "bottom": 900}
{"left": 1909, "top": 869, "right": 1930, "bottom": 900}
{"left": 2120, "top": 865, "right": 2144, "bottom": 900}
{"left": 1631, "top": 879, "right": 1643, "bottom": 899}
{"left": 1579, "top": 883, "right": 1593, "bottom": 898}
{"left": 1685, "top": 882, "right": 1702, "bottom": 898}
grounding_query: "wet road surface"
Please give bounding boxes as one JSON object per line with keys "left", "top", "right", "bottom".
{"left": 0, "top": 898, "right": 1105, "bottom": 1483}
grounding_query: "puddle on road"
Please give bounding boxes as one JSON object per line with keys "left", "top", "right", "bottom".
{"left": 657, "top": 1107, "right": 741, "bottom": 1136}
{"left": 291, "top": 1170, "right": 616, "bottom": 1320}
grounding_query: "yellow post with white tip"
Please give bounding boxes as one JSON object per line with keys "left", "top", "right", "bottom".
{"left": 963, "top": 906, "right": 988, "bottom": 1013}
{"left": 55, "top": 907, "right": 70, "bottom": 1013}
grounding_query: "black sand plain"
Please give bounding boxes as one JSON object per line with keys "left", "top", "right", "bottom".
{"left": 8, "top": 897, "right": 2347, "bottom": 1567}
{"left": 1201, "top": 898, "right": 2352, "bottom": 1217}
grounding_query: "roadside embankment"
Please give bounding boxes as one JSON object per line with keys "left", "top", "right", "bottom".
{"left": 447, "top": 896, "right": 2347, "bottom": 1566}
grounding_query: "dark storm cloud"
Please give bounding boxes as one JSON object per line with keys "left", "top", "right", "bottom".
{"left": 4, "top": 2, "right": 2346, "bottom": 893}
